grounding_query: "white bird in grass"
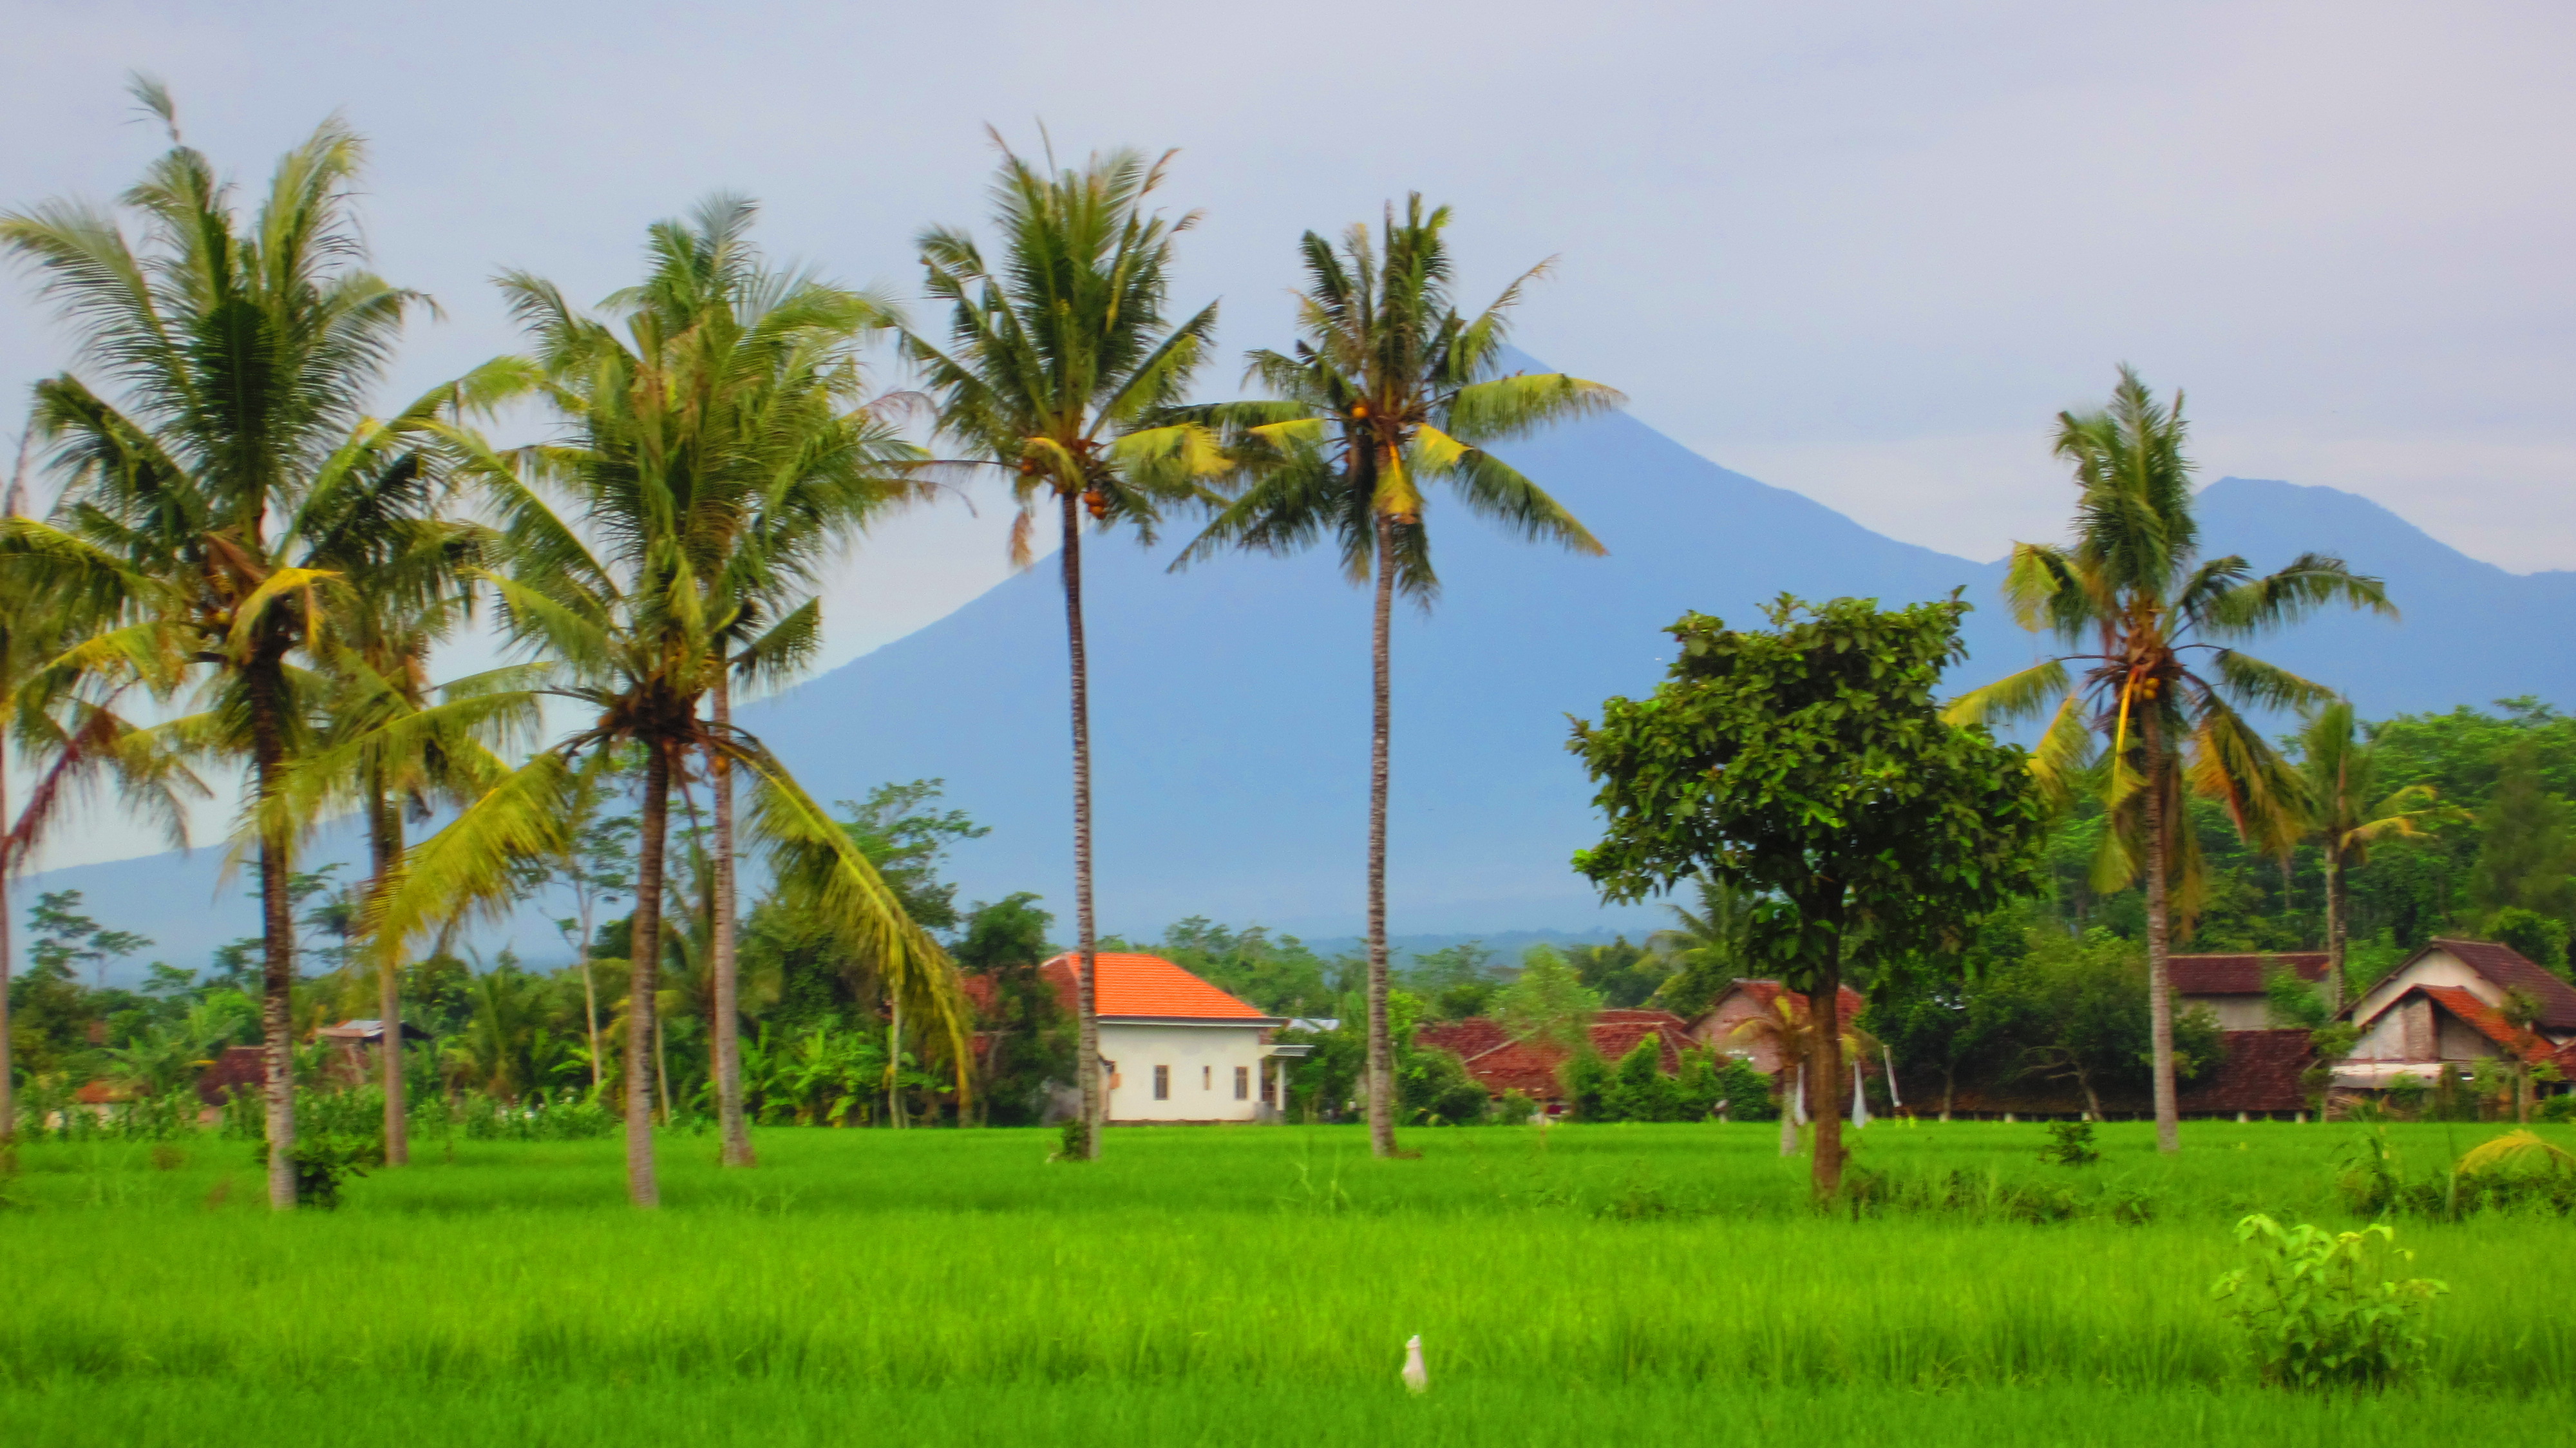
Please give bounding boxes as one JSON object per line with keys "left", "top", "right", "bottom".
{"left": 1401, "top": 1333, "right": 1428, "bottom": 1395}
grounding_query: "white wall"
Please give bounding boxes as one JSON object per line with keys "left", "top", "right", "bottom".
{"left": 1097, "top": 1022, "right": 1272, "bottom": 1123}
{"left": 2351, "top": 949, "right": 2493, "bottom": 1033}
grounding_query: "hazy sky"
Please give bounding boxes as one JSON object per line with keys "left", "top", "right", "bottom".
{"left": 4, "top": 0, "right": 2571, "bottom": 868}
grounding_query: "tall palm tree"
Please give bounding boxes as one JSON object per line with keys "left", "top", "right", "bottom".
{"left": 902, "top": 138, "right": 1226, "bottom": 1159}
{"left": 1173, "top": 196, "right": 1617, "bottom": 1157}
{"left": 0, "top": 82, "right": 500, "bottom": 1206}
{"left": 2293, "top": 701, "right": 2455, "bottom": 1013}
{"left": 1946, "top": 368, "right": 2392, "bottom": 1154}
{"left": 365, "top": 200, "right": 963, "bottom": 1206}
{"left": 1645, "top": 872, "right": 1757, "bottom": 1017}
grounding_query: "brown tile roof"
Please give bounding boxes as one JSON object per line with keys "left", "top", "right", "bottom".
{"left": 2423, "top": 938, "right": 2576, "bottom": 1031}
{"left": 1039, "top": 953, "right": 1277, "bottom": 1022}
{"left": 1417, "top": 1011, "right": 1696, "bottom": 1101}
{"left": 2168, "top": 953, "right": 2329, "bottom": 995}
{"left": 1954, "top": 1030, "right": 2314, "bottom": 1116}
{"left": 2418, "top": 984, "right": 2557, "bottom": 1063}
{"left": 2175, "top": 1029, "right": 2315, "bottom": 1114}
{"left": 1711, "top": 980, "right": 1868, "bottom": 1021}
{"left": 196, "top": 1045, "right": 267, "bottom": 1106}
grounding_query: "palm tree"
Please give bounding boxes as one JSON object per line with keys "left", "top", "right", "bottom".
{"left": 0, "top": 82, "right": 504, "bottom": 1206}
{"left": 902, "top": 138, "right": 1226, "bottom": 1159}
{"left": 1725, "top": 991, "right": 1876, "bottom": 1157}
{"left": 2293, "top": 701, "right": 2454, "bottom": 1014}
{"left": 364, "top": 200, "right": 963, "bottom": 1206}
{"left": 1645, "top": 873, "right": 1757, "bottom": 1018}
{"left": 1173, "top": 196, "right": 1617, "bottom": 1157}
{"left": 1946, "top": 368, "right": 2392, "bottom": 1154}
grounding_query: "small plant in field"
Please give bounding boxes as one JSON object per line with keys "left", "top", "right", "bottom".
{"left": 2039, "top": 1120, "right": 2100, "bottom": 1165}
{"left": 251, "top": 1136, "right": 374, "bottom": 1210}
{"left": 148, "top": 1144, "right": 187, "bottom": 1172}
{"left": 2211, "top": 1214, "right": 2445, "bottom": 1389}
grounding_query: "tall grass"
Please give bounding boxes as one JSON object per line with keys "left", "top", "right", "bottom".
{"left": 2, "top": 1119, "right": 2566, "bottom": 1442}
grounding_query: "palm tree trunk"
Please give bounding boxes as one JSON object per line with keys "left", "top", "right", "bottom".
{"left": 2324, "top": 855, "right": 2348, "bottom": 1016}
{"left": 370, "top": 782, "right": 409, "bottom": 1167}
{"left": 250, "top": 671, "right": 299, "bottom": 1210}
{"left": 710, "top": 672, "right": 753, "bottom": 1167}
{"left": 1811, "top": 960, "right": 1846, "bottom": 1199}
{"left": 624, "top": 741, "right": 670, "bottom": 1207}
{"left": 887, "top": 991, "right": 904, "bottom": 1129}
{"left": 1365, "top": 512, "right": 1398, "bottom": 1159}
{"left": 578, "top": 916, "right": 600, "bottom": 1096}
{"left": 1062, "top": 491, "right": 1103, "bottom": 1159}
{"left": 0, "top": 764, "right": 15, "bottom": 1149}
{"left": 2143, "top": 712, "right": 2181, "bottom": 1156}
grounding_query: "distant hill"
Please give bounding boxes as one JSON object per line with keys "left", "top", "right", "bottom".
{"left": 24, "top": 405, "right": 2567, "bottom": 980}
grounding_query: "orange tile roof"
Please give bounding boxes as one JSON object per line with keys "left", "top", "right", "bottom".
{"left": 1039, "top": 953, "right": 1276, "bottom": 1022}
{"left": 2419, "top": 984, "right": 2557, "bottom": 1063}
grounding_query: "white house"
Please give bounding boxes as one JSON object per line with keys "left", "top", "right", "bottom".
{"left": 1040, "top": 953, "right": 1296, "bottom": 1123}
{"left": 2338, "top": 937, "right": 2576, "bottom": 1089}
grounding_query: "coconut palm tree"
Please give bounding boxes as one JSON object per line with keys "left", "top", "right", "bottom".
{"left": 0, "top": 82, "right": 511, "bottom": 1205}
{"left": 2293, "top": 701, "right": 2456, "bottom": 1013}
{"left": 1725, "top": 990, "right": 1876, "bottom": 1158}
{"left": 364, "top": 200, "right": 963, "bottom": 1206}
{"left": 1645, "top": 872, "right": 1757, "bottom": 1017}
{"left": 902, "top": 138, "right": 1226, "bottom": 1159}
{"left": 1172, "top": 196, "right": 1617, "bottom": 1157}
{"left": 1946, "top": 368, "right": 2392, "bottom": 1154}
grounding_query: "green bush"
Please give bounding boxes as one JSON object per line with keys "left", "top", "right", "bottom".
{"left": 2039, "top": 1120, "right": 2100, "bottom": 1166}
{"left": 1493, "top": 1089, "right": 1537, "bottom": 1125}
{"left": 2211, "top": 1215, "right": 2445, "bottom": 1389}
{"left": 1714, "top": 1056, "right": 1778, "bottom": 1122}
{"left": 1399, "top": 1045, "right": 1491, "bottom": 1125}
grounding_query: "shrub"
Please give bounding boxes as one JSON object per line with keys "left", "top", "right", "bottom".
{"left": 1713, "top": 1056, "right": 1778, "bottom": 1122}
{"left": 2540, "top": 1094, "right": 2576, "bottom": 1123}
{"left": 2211, "top": 1214, "right": 2445, "bottom": 1389}
{"left": 2383, "top": 1072, "right": 2429, "bottom": 1119}
{"left": 2038, "top": 1119, "right": 2099, "bottom": 1166}
{"left": 1493, "top": 1089, "right": 1537, "bottom": 1125}
{"left": 254, "top": 1136, "right": 375, "bottom": 1210}
{"left": 1399, "top": 1046, "right": 1490, "bottom": 1125}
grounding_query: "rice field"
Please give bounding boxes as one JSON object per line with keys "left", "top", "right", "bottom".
{"left": 2, "top": 1119, "right": 2567, "bottom": 1446}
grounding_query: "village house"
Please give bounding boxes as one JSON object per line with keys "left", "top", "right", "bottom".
{"left": 1682, "top": 980, "right": 1870, "bottom": 1071}
{"left": 2338, "top": 938, "right": 2576, "bottom": 1093}
{"left": 1038, "top": 952, "right": 1298, "bottom": 1123}
{"left": 2169, "top": 951, "right": 2329, "bottom": 1030}
{"left": 1416, "top": 1009, "right": 1696, "bottom": 1109}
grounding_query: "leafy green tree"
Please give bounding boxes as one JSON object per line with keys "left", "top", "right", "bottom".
{"left": 951, "top": 893, "right": 1067, "bottom": 1125}
{"left": 2468, "top": 742, "right": 2576, "bottom": 928}
{"left": 1569, "top": 938, "right": 1668, "bottom": 1010}
{"left": 2486, "top": 907, "right": 2570, "bottom": 976}
{"left": 1492, "top": 944, "right": 1600, "bottom": 1056}
{"left": 1980, "top": 928, "right": 2221, "bottom": 1119}
{"left": 2295, "top": 701, "right": 2458, "bottom": 1010}
{"left": 1150, "top": 918, "right": 1338, "bottom": 1016}
{"left": 1405, "top": 940, "right": 1499, "bottom": 1018}
{"left": 1176, "top": 196, "right": 1616, "bottom": 1160}
{"left": 26, "top": 892, "right": 149, "bottom": 991}
{"left": 904, "top": 138, "right": 1226, "bottom": 1159}
{"left": 836, "top": 780, "right": 990, "bottom": 933}
{"left": 1575, "top": 594, "right": 2046, "bottom": 1196}
{"left": 0, "top": 82, "right": 518, "bottom": 1203}
{"left": 1947, "top": 370, "right": 2389, "bottom": 1154}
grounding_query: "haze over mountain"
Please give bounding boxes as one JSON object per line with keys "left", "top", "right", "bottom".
{"left": 26, "top": 404, "right": 2570, "bottom": 980}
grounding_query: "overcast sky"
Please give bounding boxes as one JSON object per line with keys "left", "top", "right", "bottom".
{"left": 5, "top": 0, "right": 2571, "bottom": 869}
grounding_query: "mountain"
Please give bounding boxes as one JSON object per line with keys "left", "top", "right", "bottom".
{"left": 22, "top": 406, "right": 2565, "bottom": 979}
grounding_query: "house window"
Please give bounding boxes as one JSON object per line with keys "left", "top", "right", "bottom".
{"left": 1153, "top": 1065, "right": 1170, "bottom": 1100}
{"left": 1203, "top": 1065, "right": 1213, "bottom": 1091}
{"left": 1235, "top": 1065, "right": 1250, "bottom": 1100}
{"left": 1104, "top": 1060, "right": 1121, "bottom": 1089}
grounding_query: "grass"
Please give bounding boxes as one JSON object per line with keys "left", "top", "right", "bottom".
{"left": 1, "top": 1119, "right": 2567, "bottom": 1445}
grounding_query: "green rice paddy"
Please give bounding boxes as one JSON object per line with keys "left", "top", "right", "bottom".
{"left": 3, "top": 1120, "right": 2566, "bottom": 1445}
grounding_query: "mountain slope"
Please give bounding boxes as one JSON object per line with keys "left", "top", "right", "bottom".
{"left": 23, "top": 410, "right": 2553, "bottom": 973}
